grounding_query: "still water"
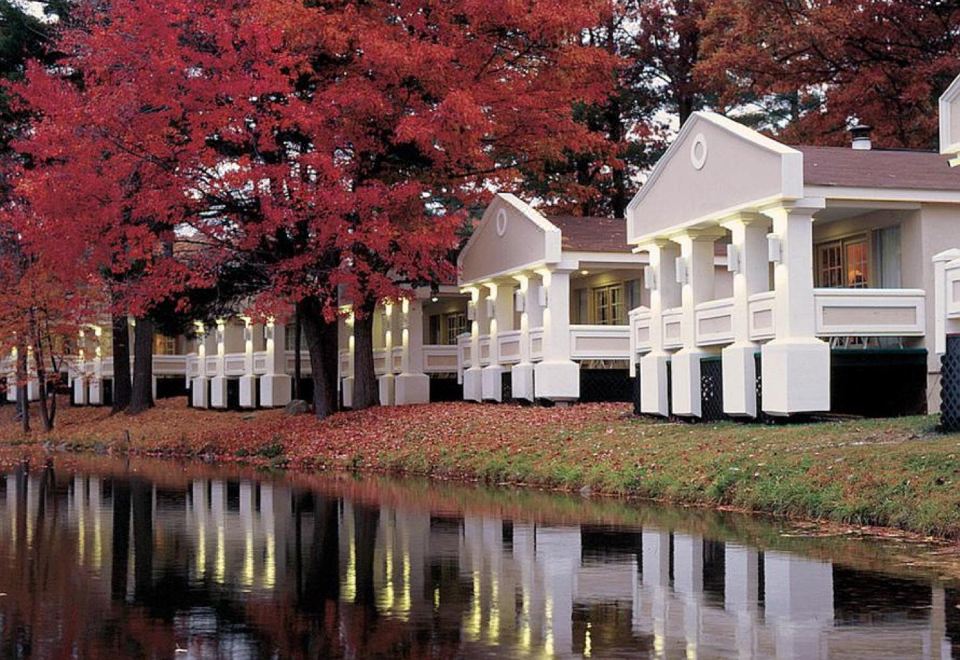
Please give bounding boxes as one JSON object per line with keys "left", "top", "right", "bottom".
{"left": 0, "top": 455, "right": 958, "bottom": 658}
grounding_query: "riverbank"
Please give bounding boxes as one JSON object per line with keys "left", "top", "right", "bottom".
{"left": 1, "top": 399, "right": 959, "bottom": 539}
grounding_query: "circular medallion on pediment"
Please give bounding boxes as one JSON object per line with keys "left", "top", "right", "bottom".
{"left": 691, "top": 133, "right": 708, "bottom": 170}
{"left": 496, "top": 208, "right": 508, "bottom": 236}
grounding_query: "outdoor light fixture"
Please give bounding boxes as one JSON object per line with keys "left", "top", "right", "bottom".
{"left": 580, "top": 269, "right": 590, "bottom": 276}
{"left": 726, "top": 244, "right": 740, "bottom": 273}
{"left": 431, "top": 296, "right": 439, "bottom": 302}
{"left": 675, "top": 256, "right": 689, "bottom": 285}
{"left": 767, "top": 234, "right": 782, "bottom": 263}
{"left": 643, "top": 266, "right": 657, "bottom": 290}
{"left": 485, "top": 298, "right": 495, "bottom": 318}
{"left": 538, "top": 286, "right": 548, "bottom": 307}
{"left": 466, "top": 300, "right": 476, "bottom": 321}
{"left": 514, "top": 290, "right": 525, "bottom": 313}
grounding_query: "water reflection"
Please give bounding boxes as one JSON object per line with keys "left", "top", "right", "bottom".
{"left": 0, "top": 457, "right": 957, "bottom": 658}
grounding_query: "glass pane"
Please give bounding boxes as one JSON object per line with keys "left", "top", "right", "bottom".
{"left": 846, "top": 240, "right": 869, "bottom": 288}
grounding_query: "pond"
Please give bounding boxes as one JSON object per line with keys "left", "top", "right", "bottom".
{"left": 0, "top": 455, "right": 958, "bottom": 658}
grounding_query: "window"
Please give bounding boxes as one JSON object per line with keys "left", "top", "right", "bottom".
{"left": 444, "top": 312, "right": 468, "bottom": 345}
{"left": 593, "top": 284, "right": 625, "bottom": 325}
{"left": 817, "top": 235, "right": 870, "bottom": 288}
{"left": 153, "top": 334, "right": 176, "bottom": 355}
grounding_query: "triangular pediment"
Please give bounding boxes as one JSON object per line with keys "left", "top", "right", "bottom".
{"left": 627, "top": 112, "right": 803, "bottom": 243}
{"left": 940, "top": 72, "right": 960, "bottom": 154}
{"left": 458, "top": 194, "right": 561, "bottom": 285}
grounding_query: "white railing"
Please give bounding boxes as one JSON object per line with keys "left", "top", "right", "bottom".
{"left": 938, "top": 251, "right": 960, "bottom": 354}
{"left": 478, "top": 336, "right": 491, "bottom": 366}
{"left": 153, "top": 354, "right": 188, "bottom": 376}
{"left": 424, "top": 345, "right": 459, "bottom": 373}
{"left": 695, "top": 297, "right": 735, "bottom": 346}
{"left": 662, "top": 307, "right": 683, "bottom": 350}
{"left": 457, "top": 334, "right": 471, "bottom": 371}
{"left": 569, "top": 325, "right": 631, "bottom": 360}
{"left": 814, "top": 288, "right": 925, "bottom": 337}
{"left": 630, "top": 307, "right": 652, "bottom": 354}
{"left": 530, "top": 327, "right": 544, "bottom": 360}
{"left": 748, "top": 291, "right": 776, "bottom": 341}
{"left": 497, "top": 330, "right": 523, "bottom": 364}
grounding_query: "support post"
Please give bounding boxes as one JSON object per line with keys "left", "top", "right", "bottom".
{"left": 89, "top": 326, "right": 105, "bottom": 406}
{"left": 482, "top": 282, "right": 513, "bottom": 401}
{"left": 463, "top": 288, "right": 483, "bottom": 401}
{"left": 670, "top": 229, "right": 722, "bottom": 418}
{"left": 239, "top": 318, "right": 258, "bottom": 408}
{"left": 73, "top": 329, "right": 88, "bottom": 405}
{"left": 511, "top": 273, "right": 541, "bottom": 402}
{"left": 377, "top": 304, "right": 396, "bottom": 405}
{"left": 191, "top": 322, "right": 210, "bottom": 408}
{"left": 761, "top": 201, "right": 830, "bottom": 415}
{"left": 260, "top": 319, "right": 291, "bottom": 407}
{"left": 395, "top": 297, "right": 430, "bottom": 404}
{"left": 210, "top": 319, "right": 228, "bottom": 409}
{"left": 340, "top": 312, "right": 355, "bottom": 409}
{"left": 722, "top": 213, "right": 769, "bottom": 417}
{"left": 534, "top": 268, "right": 579, "bottom": 402}
{"left": 639, "top": 241, "right": 681, "bottom": 415}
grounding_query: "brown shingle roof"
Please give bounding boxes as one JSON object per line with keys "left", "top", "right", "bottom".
{"left": 794, "top": 145, "right": 960, "bottom": 192}
{"left": 547, "top": 215, "right": 631, "bottom": 253}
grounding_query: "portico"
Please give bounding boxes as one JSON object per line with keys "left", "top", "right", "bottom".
{"left": 628, "top": 108, "right": 960, "bottom": 419}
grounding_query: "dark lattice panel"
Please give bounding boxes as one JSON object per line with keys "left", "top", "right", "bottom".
{"left": 155, "top": 376, "right": 188, "bottom": 400}
{"left": 226, "top": 378, "right": 241, "bottom": 410}
{"left": 632, "top": 365, "right": 642, "bottom": 416}
{"left": 700, "top": 357, "right": 724, "bottom": 421}
{"left": 579, "top": 369, "right": 632, "bottom": 403}
{"left": 501, "top": 371, "right": 512, "bottom": 402}
{"left": 755, "top": 352, "right": 763, "bottom": 417}
{"left": 429, "top": 376, "right": 462, "bottom": 402}
{"left": 942, "top": 337, "right": 960, "bottom": 431}
{"left": 666, "top": 361, "right": 673, "bottom": 415}
{"left": 832, "top": 349, "right": 927, "bottom": 417}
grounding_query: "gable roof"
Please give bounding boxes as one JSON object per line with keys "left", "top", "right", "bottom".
{"left": 546, "top": 215, "right": 630, "bottom": 253}
{"left": 796, "top": 145, "right": 960, "bottom": 192}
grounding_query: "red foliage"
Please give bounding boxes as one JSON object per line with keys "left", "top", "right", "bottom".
{"left": 698, "top": 0, "right": 960, "bottom": 148}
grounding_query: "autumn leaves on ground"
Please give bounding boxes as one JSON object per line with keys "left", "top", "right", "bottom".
{"left": 0, "top": 398, "right": 959, "bottom": 539}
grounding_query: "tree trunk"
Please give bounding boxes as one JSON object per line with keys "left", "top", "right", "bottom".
{"left": 352, "top": 299, "right": 379, "bottom": 411}
{"left": 298, "top": 297, "right": 340, "bottom": 419}
{"left": 110, "top": 478, "right": 131, "bottom": 600}
{"left": 16, "top": 341, "right": 29, "bottom": 434}
{"left": 293, "top": 308, "right": 302, "bottom": 400}
{"left": 30, "top": 316, "right": 52, "bottom": 432}
{"left": 128, "top": 317, "right": 154, "bottom": 415}
{"left": 111, "top": 312, "right": 132, "bottom": 413}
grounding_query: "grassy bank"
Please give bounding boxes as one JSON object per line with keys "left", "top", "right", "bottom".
{"left": 1, "top": 399, "right": 959, "bottom": 538}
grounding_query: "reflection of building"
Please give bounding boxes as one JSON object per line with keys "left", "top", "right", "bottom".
{"left": 0, "top": 467, "right": 957, "bottom": 658}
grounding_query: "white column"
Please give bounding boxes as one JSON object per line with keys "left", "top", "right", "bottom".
{"left": 210, "top": 319, "right": 228, "bottom": 408}
{"left": 934, "top": 249, "right": 960, "bottom": 356}
{"left": 722, "top": 213, "right": 769, "bottom": 417}
{"left": 260, "top": 319, "right": 291, "bottom": 407}
{"left": 395, "top": 298, "right": 430, "bottom": 405}
{"left": 534, "top": 268, "right": 579, "bottom": 402}
{"left": 670, "top": 230, "right": 722, "bottom": 417}
{"left": 239, "top": 318, "right": 258, "bottom": 408}
{"left": 761, "top": 201, "right": 830, "bottom": 415}
{"left": 511, "top": 273, "right": 541, "bottom": 402}
{"left": 191, "top": 322, "right": 210, "bottom": 408}
{"left": 482, "top": 282, "right": 512, "bottom": 402}
{"left": 378, "top": 303, "right": 396, "bottom": 405}
{"left": 89, "top": 326, "right": 104, "bottom": 405}
{"left": 73, "top": 329, "right": 89, "bottom": 405}
{"left": 5, "top": 348, "right": 16, "bottom": 403}
{"left": 463, "top": 288, "right": 483, "bottom": 401}
{"left": 640, "top": 241, "right": 681, "bottom": 416}
{"left": 340, "top": 312, "right": 355, "bottom": 409}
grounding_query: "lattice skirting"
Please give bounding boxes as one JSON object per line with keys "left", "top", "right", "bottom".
{"left": 579, "top": 369, "right": 632, "bottom": 403}
{"left": 942, "top": 336, "right": 960, "bottom": 431}
{"left": 700, "top": 357, "right": 724, "bottom": 421}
